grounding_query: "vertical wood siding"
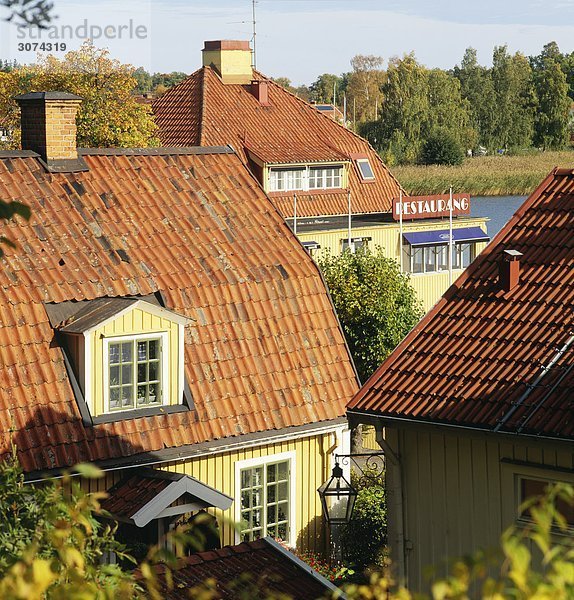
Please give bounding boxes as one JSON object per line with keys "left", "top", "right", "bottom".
{"left": 393, "top": 427, "right": 574, "bottom": 591}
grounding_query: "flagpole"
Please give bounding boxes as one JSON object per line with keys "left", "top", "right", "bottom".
{"left": 449, "top": 186, "right": 453, "bottom": 286}
{"left": 347, "top": 189, "right": 352, "bottom": 251}
{"left": 399, "top": 190, "right": 403, "bottom": 273}
{"left": 293, "top": 192, "right": 297, "bottom": 235}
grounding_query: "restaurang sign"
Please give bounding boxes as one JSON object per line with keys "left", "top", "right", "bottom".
{"left": 393, "top": 194, "right": 471, "bottom": 220}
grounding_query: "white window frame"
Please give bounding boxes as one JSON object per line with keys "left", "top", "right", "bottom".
{"left": 234, "top": 451, "right": 296, "bottom": 547}
{"left": 405, "top": 242, "right": 476, "bottom": 274}
{"left": 501, "top": 461, "right": 574, "bottom": 537}
{"left": 268, "top": 165, "right": 344, "bottom": 193}
{"left": 103, "top": 331, "right": 169, "bottom": 414}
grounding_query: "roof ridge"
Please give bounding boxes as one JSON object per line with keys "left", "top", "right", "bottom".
{"left": 259, "top": 71, "right": 406, "bottom": 196}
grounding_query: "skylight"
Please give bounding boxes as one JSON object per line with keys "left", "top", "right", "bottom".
{"left": 356, "top": 158, "right": 375, "bottom": 181}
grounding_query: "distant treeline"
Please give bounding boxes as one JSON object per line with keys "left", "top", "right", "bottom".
{"left": 131, "top": 68, "right": 188, "bottom": 96}
{"left": 276, "top": 42, "right": 574, "bottom": 166}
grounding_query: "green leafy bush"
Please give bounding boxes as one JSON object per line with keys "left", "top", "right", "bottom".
{"left": 420, "top": 129, "right": 464, "bottom": 165}
{"left": 340, "top": 473, "right": 386, "bottom": 572}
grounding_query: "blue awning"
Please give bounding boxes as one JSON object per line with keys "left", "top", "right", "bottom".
{"left": 403, "top": 227, "right": 489, "bottom": 247}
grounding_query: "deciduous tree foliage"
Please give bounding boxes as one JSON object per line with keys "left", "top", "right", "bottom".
{"left": 0, "top": 41, "right": 159, "bottom": 148}
{"left": 309, "top": 73, "right": 344, "bottom": 104}
{"left": 533, "top": 58, "right": 571, "bottom": 149}
{"left": 318, "top": 247, "right": 422, "bottom": 383}
{"left": 346, "top": 54, "right": 385, "bottom": 125}
{"left": 0, "top": 455, "right": 136, "bottom": 599}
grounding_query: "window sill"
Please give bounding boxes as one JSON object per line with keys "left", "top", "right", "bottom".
{"left": 267, "top": 188, "right": 348, "bottom": 198}
{"left": 92, "top": 404, "right": 190, "bottom": 425}
{"left": 407, "top": 268, "right": 466, "bottom": 277}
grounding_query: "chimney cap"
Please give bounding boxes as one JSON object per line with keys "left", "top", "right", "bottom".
{"left": 203, "top": 40, "right": 250, "bottom": 52}
{"left": 15, "top": 91, "right": 83, "bottom": 102}
{"left": 503, "top": 249, "right": 523, "bottom": 261}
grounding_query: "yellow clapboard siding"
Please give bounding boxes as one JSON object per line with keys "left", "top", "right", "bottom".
{"left": 91, "top": 307, "right": 181, "bottom": 416}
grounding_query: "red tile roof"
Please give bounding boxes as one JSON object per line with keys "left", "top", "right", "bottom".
{"left": 348, "top": 169, "right": 574, "bottom": 440}
{"left": 153, "top": 537, "right": 339, "bottom": 600}
{"left": 153, "top": 68, "right": 403, "bottom": 219}
{"left": 0, "top": 147, "right": 359, "bottom": 473}
{"left": 102, "top": 473, "right": 170, "bottom": 519}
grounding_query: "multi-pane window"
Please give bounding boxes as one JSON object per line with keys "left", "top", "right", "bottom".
{"left": 406, "top": 243, "right": 476, "bottom": 274}
{"left": 108, "top": 337, "right": 162, "bottom": 410}
{"left": 240, "top": 460, "right": 290, "bottom": 542}
{"left": 308, "top": 166, "right": 343, "bottom": 189}
{"left": 268, "top": 169, "right": 304, "bottom": 192}
{"left": 268, "top": 165, "right": 344, "bottom": 192}
{"left": 341, "top": 237, "right": 370, "bottom": 253}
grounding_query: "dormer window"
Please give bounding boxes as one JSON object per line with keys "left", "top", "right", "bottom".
{"left": 268, "top": 164, "right": 346, "bottom": 192}
{"left": 45, "top": 295, "right": 192, "bottom": 424}
{"left": 269, "top": 168, "right": 304, "bottom": 191}
{"left": 105, "top": 334, "right": 166, "bottom": 411}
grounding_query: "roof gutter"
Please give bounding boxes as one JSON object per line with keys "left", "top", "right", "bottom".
{"left": 25, "top": 417, "right": 348, "bottom": 483}
{"left": 347, "top": 409, "right": 574, "bottom": 445}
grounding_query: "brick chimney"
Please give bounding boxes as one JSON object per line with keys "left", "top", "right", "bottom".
{"left": 202, "top": 40, "right": 253, "bottom": 84}
{"left": 499, "top": 249, "right": 523, "bottom": 293}
{"left": 15, "top": 92, "right": 87, "bottom": 172}
{"left": 250, "top": 79, "right": 270, "bottom": 105}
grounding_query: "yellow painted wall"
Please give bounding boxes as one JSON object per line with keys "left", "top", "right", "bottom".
{"left": 162, "top": 433, "right": 335, "bottom": 552}
{"left": 298, "top": 217, "right": 489, "bottom": 312}
{"left": 202, "top": 49, "right": 252, "bottom": 84}
{"left": 81, "top": 431, "right": 339, "bottom": 555}
{"left": 385, "top": 426, "right": 574, "bottom": 592}
{"left": 91, "top": 308, "right": 181, "bottom": 416}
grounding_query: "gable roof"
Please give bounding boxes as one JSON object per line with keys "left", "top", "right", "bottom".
{"left": 153, "top": 68, "right": 403, "bottom": 219}
{"left": 152, "top": 537, "right": 342, "bottom": 600}
{"left": 348, "top": 168, "right": 574, "bottom": 441}
{"left": 0, "top": 146, "right": 359, "bottom": 473}
{"left": 102, "top": 468, "right": 233, "bottom": 527}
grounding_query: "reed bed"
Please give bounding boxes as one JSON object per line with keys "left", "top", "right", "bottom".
{"left": 392, "top": 150, "right": 574, "bottom": 196}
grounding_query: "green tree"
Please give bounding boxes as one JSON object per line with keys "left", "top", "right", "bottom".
{"left": 340, "top": 473, "right": 386, "bottom": 572}
{"left": 0, "top": 455, "right": 136, "bottom": 599}
{"left": 132, "top": 67, "right": 152, "bottom": 94}
{"left": 533, "top": 58, "right": 571, "bottom": 149}
{"left": 309, "top": 73, "right": 344, "bottom": 104}
{"left": 346, "top": 55, "right": 385, "bottom": 125}
{"left": 491, "top": 46, "right": 536, "bottom": 150}
{"left": 453, "top": 47, "right": 498, "bottom": 150}
{"left": 420, "top": 128, "right": 464, "bottom": 166}
{"left": 376, "top": 53, "right": 429, "bottom": 164}
{"left": 0, "top": 41, "right": 159, "bottom": 148}
{"left": 425, "top": 68, "right": 476, "bottom": 151}
{"left": 318, "top": 247, "right": 422, "bottom": 382}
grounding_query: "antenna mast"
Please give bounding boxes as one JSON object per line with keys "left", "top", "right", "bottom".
{"left": 251, "top": 0, "right": 257, "bottom": 69}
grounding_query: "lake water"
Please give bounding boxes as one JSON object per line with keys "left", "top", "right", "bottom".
{"left": 471, "top": 195, "right": 527, "bottom": 241}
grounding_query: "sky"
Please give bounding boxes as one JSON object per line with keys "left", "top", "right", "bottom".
{"left": 2, "top": 0, "right": 574, "bottom": 84}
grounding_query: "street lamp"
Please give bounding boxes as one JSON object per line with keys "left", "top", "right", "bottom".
{"left": 317, "top": 458, "right": 358, "bottom": 525}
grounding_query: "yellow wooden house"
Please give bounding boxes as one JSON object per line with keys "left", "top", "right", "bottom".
{"left": 2, "top": 92, "right": 359, "bottom": 555}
